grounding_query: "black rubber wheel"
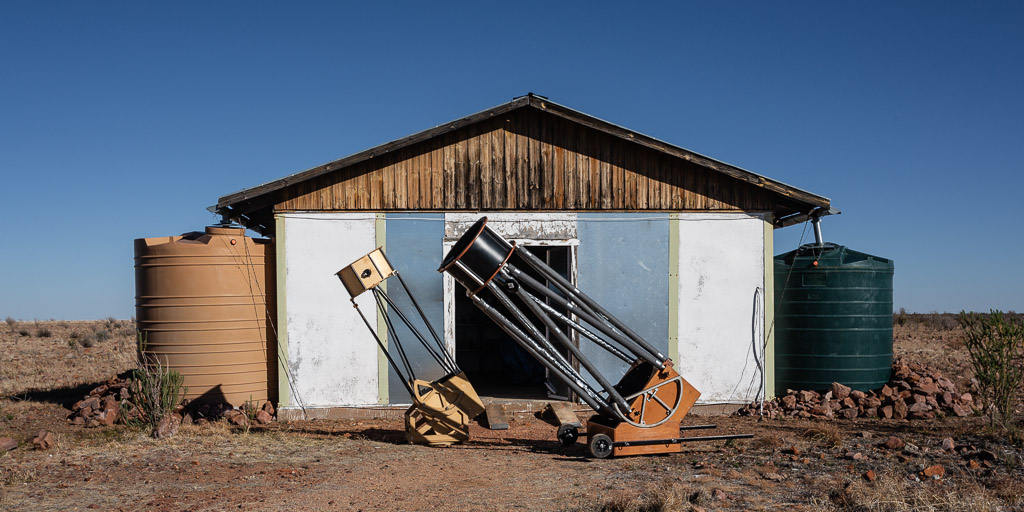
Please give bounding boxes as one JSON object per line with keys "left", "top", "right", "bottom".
{"left": 556, "top": 425, "right": 579, "bottom": 446}
{"left": 589, "top": 433, "right": 613, "bottom": 459}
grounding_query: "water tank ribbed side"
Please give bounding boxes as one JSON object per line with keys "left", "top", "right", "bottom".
{"left": 134, "top": 226, "right": 275, "bottom": 406}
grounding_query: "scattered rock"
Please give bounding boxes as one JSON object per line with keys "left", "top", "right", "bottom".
{"left": 255, "top": 410, "right": 273, "bottom": 425}
{"left": 153, "top": 414, "right": 180, "bottom": 439}
{"left": 893, "top": 400, "right": 909, "bottom": 420}
{"left": 0, "top": 437, "right": 17, "bottom": 451}
{"left": 762, "top": 472, "right": 785, "bottom": 481}
{"left": 712, "top": 489, "right": 728, "bottom": 501}
{"left": 941, "top": 437, "right": 954, "bottom": 451}
{"left": 32, "top": 430, "right": 54, "bottom": 450}
{"left": 883, "top": 436, "right": 905, "bottom": 450}
{"left": 863, "top": 469, "right": 876, "bottom": 482}
{"left": 903, "top": 443, "right": 921, "bottom": 456}
{"left": 734, "top": 357, "right": 972, "bottom": 422}
{"left": 225, "top": 410, "right": 249, "bottom": 427}
{"left": 952, "top": 403, "right": 971, "bottom": 417}
{"left": 922, "top": 465, "right": 944, "bottom": 479}
{"left": 831, "top": 382, "right": 852, "bottom": 400}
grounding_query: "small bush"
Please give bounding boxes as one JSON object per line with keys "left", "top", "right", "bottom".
{"left": 960, "top": 310, "right": 1024, "bottom": 436}
{"left": 78, "top": 333, "right": 96, "bottom": 348}
{"left": 93, "top": 329, "right": 111, "bottom": 342}
{"left": 36, "top": 327, "right": 52, "bottom": 338}
{"left": 17, "top": 329, "right": 30, "bottom": 337}
{"left": 895, "top": 307, "right": 908, "bottom": 327}
{"left": 4, "top": 317, "right": 15, "bottom": 330}
{"left": 124, "top": 355, "right": 187, "bottom": 436}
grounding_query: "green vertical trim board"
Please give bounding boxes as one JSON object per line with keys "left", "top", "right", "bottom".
{"left": 763, "top": 215, "right": 775, "bottom": 399}
{"left": 375, "top": 213, "right": 389, "bottom": 404}
{"left": 668, "top": 213, "right": 680, "bottom": 364}
{"left": 274, "top": 214, "right": 291, "bottom": 407}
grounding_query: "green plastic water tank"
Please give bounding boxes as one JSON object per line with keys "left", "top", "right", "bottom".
{"left": 774, "top": 243, "right": 894, "bottom": 392}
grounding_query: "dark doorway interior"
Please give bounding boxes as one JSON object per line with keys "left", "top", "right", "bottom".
{"left": 455, "top": 245, "right": 575, "bottom": 399}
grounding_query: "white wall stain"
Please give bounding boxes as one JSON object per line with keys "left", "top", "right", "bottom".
{"left": 675, "top": 213, "right": 767, "bottom": 404}
{"left": 281, "top": 213, "right": 378, "bottom": 407}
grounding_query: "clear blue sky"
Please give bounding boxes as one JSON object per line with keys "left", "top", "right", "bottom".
{"left": 2, "top": 2, "right": 1021, "bottom": 319}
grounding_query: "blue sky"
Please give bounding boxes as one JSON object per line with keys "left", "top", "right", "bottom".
{"left": 1, "top": 2, "right": 1021, "bottom": 319}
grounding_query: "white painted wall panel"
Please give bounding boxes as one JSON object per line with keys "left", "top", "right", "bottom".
{"left": 676, "top": 213, "right": 766, "bottom": 404}
{"left": 282, "top": 213, "right": 378, "bottom": 407}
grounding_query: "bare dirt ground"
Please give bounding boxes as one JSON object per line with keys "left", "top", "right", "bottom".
{"left": 2, "top": 317, "right": 1023, "bottom": 511}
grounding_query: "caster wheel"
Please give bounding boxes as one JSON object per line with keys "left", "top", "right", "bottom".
{"left": 589, "top": 433, "right": 613, "bottom": 459}
{"left": 556, "top": 425, "right": 579, "bottom": 446}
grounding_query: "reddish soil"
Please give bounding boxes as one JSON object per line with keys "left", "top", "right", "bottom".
{"left": 2, "top": 317, "right": 1022, "bottom": 511}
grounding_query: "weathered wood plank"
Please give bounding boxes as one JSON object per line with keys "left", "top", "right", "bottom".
{"left": 528, "top": 110, "right": 541, "bottom": 208}
{"left": 579, "top": 125, "right": 591, "bottom": 208}
{"left": 382, "top": 151, "right": 396, "bottom": 209}
{"left": 491, "top": 122, "right": 505, "bottom": 209}
{"left": 469, "top": 124, "right": 481, "bottom": 209}
{"left": 418, "top": 143, "right": 431, "bottom": 209}
{"left": 430, "top": 138, "right": 442, "bottom": 209}
{"left": 515, "top": 112, "right": 529, "bottom": 208}
{"left": 483, "top": 403, "right": 509, "bottom": 430}
{"left": 564, "top": 121, "right": 577, "bottom": 209}
{"left": 541, "top": 115, "right": 554, "bottom": 208}
{"left": 542, "top": 402, "right": 581, "bottom": 428}
{"left": 443, "top": 132, "right": 456, "bottom": 209}
{"left": 455, "top": 130, "right": 468, "bottom": 209}
{"left": 480, "top": 123, "right": 492, "bottom": 209}
{"left": 503, "top": 119, "right": 516, "bottom": 208}
{"left": 600, "top": 134, "right": 612, "bottom": 209}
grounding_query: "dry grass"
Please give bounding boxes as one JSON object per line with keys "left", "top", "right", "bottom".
{"left": 818, "top": 469, "right": 1002, "bottom": 512}
{"left": 803, "top": 421, "right": 843, "bottom": 449}
{"left": 562, "top": 481, "right": 708, "bottom": 512}
{"left": 0, "top": 319, "right": 135, "bottom": 396}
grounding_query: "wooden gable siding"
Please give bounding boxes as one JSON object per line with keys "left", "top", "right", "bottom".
{"left": 273, "top": 109, "right": 775, "bottom": 212}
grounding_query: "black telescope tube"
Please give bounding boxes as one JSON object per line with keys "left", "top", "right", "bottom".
{"left": 524, "top": 290, "right": 633, "bottom": 363}
{"left": 512, "top": 285, "right": 632, "bottom": 413}
{"left": 504, "top": 265, "right": 662, "bottom": 367}
{"left": 482, "top": 281, "right": 593, "bottom": 390}
{"left": 438, "top": 217, "right": 515, "bottom": 294}
{"left": 468, "top": 293, "right": 612, "bottom": 415}
{"left": 514, "top": 247, "right": 668, "bottom": 364}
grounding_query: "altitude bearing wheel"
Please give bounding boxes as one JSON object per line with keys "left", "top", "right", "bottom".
{"left": 589, "top": 433, "right": 613, "bottom": 459}
{"left": 556, "top": 425, "right": 579, "bottom": 446}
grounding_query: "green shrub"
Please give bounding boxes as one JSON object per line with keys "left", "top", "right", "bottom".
{"left": 124, "top": 355, "right": 187, "bottom": 435}
{"left": 959, "top": 310, "right": 1024, "bottom": 436}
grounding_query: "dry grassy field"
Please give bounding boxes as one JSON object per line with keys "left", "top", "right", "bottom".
{"left": 1, "top": 316, "right": 1022, "bottom": 511}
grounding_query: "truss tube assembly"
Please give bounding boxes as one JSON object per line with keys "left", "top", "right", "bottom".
{"left": 438, "top": 216, "right": 681, "bottom": 427}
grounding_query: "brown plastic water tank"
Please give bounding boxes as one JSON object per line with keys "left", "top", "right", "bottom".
{"left": 134, "top": 226, "right": 275, "bottom": 407}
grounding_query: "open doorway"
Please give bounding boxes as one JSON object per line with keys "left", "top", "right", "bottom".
{"left": 454, "top": 245, "right": 577, "bottom": 399}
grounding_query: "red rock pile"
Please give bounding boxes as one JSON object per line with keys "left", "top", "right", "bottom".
{"left": 67, "top": 375, "right": 276, "bottom": 430}
{"left": 737, "top": 358, "right": 976, "bottom": 420}
{"left": 68, "top": 376, "right": 130, "bottom": 427}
